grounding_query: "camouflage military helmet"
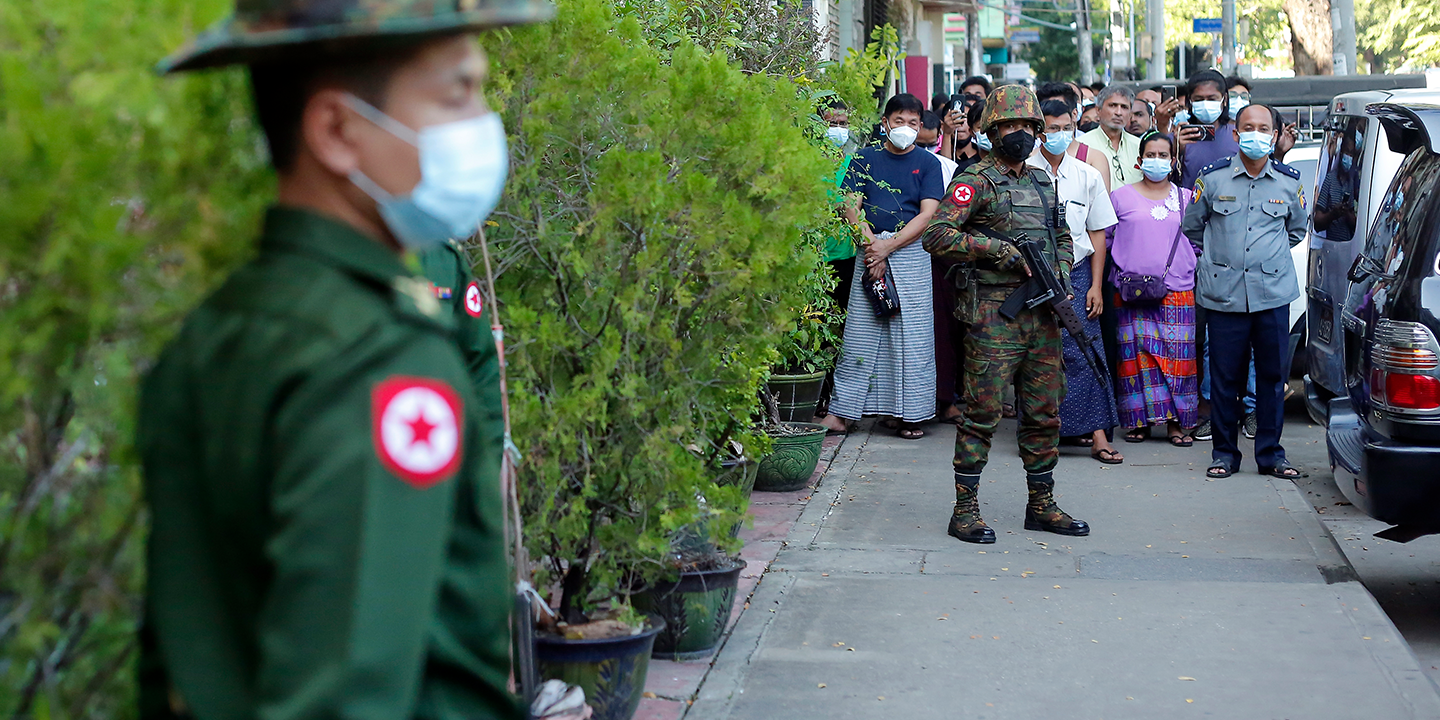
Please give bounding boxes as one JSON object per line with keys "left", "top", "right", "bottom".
{"left": 159, "top": 0, "right": 554, "bottom": 74}
{"left": 976, "top": 84, "right": 1043, "bottom": 134}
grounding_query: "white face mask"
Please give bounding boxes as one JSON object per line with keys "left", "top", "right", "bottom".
{"left": 887, "top": 125, "right": 918, "bottom": 150}
{"left": 344, "top": 94, "right": 509, "bottom": 249}
{"left": 1191, "top": 100, "right": 1223, "bottom": 124}
{"left": 825, "top": 126, "right": 850, "bottom": 147}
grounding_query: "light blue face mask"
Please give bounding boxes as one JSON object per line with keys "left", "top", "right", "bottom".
{"left": 1340, "top": 154, "right": 1353, "bottom": 172}
{"left": 1042, "top": 129, "right": 1074, "bottom": 155}
{"left": 344, "top": 94, "right": 509, "bottom": 250}
{"left": 1172, "top": 109, "right": 1191, "bottom": 126}
{"left": 1140, "top": 157, "right": 1172, "bottom": 182}
{"left": 826, "top": 126, "right": 850, "bottom": 147}
{"left": 975, "top": 133, "right": 993, "bottom": 151}
{"left": 1238, "top": 130, "right": 1274, "bottom": 159}
{"left": 1191, "top": 100, "right": 1223, "bottom": 124}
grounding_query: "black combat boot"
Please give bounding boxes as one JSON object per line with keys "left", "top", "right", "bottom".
{"left": 1024, "top": 471, "right": 1089, "bottom": 536}
{"left": 949, "top": 472, "right": 996, "bottom": 544}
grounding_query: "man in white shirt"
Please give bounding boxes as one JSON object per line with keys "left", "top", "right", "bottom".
{"left": 1028, "top": 99, "right": 1123, "bottom": 464}
{"left": 918, "top": 111, "right": 959, "bottom": 187}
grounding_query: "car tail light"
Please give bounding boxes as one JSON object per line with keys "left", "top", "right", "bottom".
{"left": 1384, "top": 373, "right": 1440, "bottom": 410}
{"left": 1374, "top": 346, "right": 1439, "bottom": 370}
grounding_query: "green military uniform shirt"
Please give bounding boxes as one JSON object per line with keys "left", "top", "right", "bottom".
{"left": 137, "top": 207, "right": 520, "bottom": 720}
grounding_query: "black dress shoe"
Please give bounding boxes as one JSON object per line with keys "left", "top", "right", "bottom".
{"left": 948, "top": 515, "right": 997, "bottom": 543}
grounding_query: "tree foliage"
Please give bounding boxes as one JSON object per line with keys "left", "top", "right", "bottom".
{"left": 0, "top": 0, "right": 268, "bottom": 716}
{"left": 480, "top": 0, "right": 833, "bottom": 618}
{"left": 1356, "top": 0, "right": 1440, "bottom": 72}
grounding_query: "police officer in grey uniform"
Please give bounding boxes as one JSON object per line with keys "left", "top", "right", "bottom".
{"left": 1182, "top": 103, "right": 1308, "bottom": 481}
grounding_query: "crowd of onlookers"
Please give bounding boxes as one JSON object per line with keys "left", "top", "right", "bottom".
{"left": 816, "top": 67, "right": 1310, "bottom": 479}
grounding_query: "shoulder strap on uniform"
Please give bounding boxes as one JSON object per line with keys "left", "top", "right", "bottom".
{"left": 1270, "top": 160, "right": 1301, "bottom": 180}
{"left": 1200, "top": 156, "right": 1234, "bottom": 177}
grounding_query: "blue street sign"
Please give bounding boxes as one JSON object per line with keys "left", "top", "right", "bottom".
{"left": 1193, "top": 18, "right": 1223, "bottom": 33}
{"left": 1010, "top": 30, "right": 1041, "bottom": 43}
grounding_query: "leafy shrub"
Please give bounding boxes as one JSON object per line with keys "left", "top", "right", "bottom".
{"left": 0, "top": 0, "right": 267, "bottom": 716}
{"left": 480, "top": 0, "right": 833, "bottom": 619}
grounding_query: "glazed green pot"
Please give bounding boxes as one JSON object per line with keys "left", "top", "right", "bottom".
{"left": 535, "top": 618, "right": 664, "bottom": 720}
{"left": 766, "top": 370, "right": 827, "bottom": 422}
{"left": 754, "top": 422, "right": 826, "bottom": 492}
{"left": 633, "top": 558, "right": 745, "bottom": 661}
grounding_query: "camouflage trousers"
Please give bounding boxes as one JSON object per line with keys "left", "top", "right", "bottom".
{"left": 954, "top": 296, "right": 1064, "bottom": 474}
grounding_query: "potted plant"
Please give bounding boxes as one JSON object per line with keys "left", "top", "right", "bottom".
{"left": 753, "top": 389, "right": 828, "bottom": 492}
{"left": 482, "top": 1, "right": 833, "bottom": 715}
{"left": 767, "top": 256, "right": 844, "bottom": 422}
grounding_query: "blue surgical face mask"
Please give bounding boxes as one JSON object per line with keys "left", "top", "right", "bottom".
{"left": 1140, "top": 157, "right": 1172, "bottom": 182}
{"left": 1172, "top": 109, "right": 1191, "bottom": 126}
{"left": 1042, "top": 129, "right": 1074, "bottom": 155}
{"left": 345, "top": 95, "right": 509, "bottom": 249}
{"left": 1238, "top": 130, "right": 1275, "bottom": 159}
{"left": 975, "top": 133, "right": 993, "bottom": 151}
{"left": 826, "top": 126, "right": 850, "bottom": 147}
{"left": 1191, "top": 100, "right": 1223, "bottom": 124}
{"left": 1340, "top": 154, "right": 1353, "bottom": 171}
{"left": 1229, "top": 95, "right": 1250, "bottom": 112}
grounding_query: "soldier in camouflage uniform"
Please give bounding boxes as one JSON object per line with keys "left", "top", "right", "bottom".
{"left": 921, "top": 85, "right": 1091, "bottom": 544}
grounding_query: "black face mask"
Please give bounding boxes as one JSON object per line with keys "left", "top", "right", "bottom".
{"left": 1078, "top": 120, "right": 1100, "bottom": 133}
{"left": 997, "top": 129, "right": 1036, "bottom": 160}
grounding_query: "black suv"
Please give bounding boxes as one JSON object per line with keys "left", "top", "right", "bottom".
{"left": 1325, "top": 101, "right": 1440, "bottom": 540}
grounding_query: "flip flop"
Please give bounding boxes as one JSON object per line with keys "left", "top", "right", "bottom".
{"left": 1261, "top": 462, "right": 1309, "bottom": 479}
{"left": 1091, "top": 447, "right": 1124, "bottom": 465}
{"left": 1123, "top": 429, "right": 1148, "bottom": 443}
{"left": 898, "top": 426, "right": 925, "bottom": 440}
{"left": 1206, "top": 460, "right": 1235, "bottom": 479}
{"left": 1168, "top": 433, "right": 1194, "bottom": 448}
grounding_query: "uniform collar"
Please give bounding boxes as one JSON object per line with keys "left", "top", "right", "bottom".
{"left": 1229, "top": 154, "right": 1276, "bottom": 180}
{"left": 981, "top": 155, "right": 1030, "bottom": 178}
{"left": 259, "top": 206, "right": 414, "bottom": 285}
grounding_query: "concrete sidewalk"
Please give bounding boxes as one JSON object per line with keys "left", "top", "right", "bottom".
{"left": 688, "top": 416, "right": 1440, "bottom": 719}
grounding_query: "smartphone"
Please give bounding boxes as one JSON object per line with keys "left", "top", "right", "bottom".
{"left": 1181, "top": 122, "right": 1215, "bottom": 142}
{"left": 1161, "top": 85, "right": 1177, "bottom": 102}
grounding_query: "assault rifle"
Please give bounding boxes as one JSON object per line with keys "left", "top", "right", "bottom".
{"left": 996, "top": 235, "right": 1107, "bottom": 386}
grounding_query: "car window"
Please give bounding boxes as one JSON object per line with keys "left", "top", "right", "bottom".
{"left": 1313, "top": 117, "right": 1366, "bottom": 243}
{"left": 1345, "top": 151, "right": 1438, "bottom": 317}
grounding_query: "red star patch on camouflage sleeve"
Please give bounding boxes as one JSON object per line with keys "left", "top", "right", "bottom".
{"left": 372, "top": 377, "right": 464, "bottom": 489}
{"left": 463, "top": 281, "right": 484, "bottom": 318}
{"left": 951, "top": 183, "right": 975, "bottom": 206}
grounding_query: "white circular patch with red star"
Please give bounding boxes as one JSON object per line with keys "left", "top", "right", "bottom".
{"left": 951, "top": 183, "right": 974, "bottom": 206}
{"left": 372, "top": 377, "right": 464, "bottom": 488}
{"left": 464, "top": 281, "right": 484, "bottom": 318}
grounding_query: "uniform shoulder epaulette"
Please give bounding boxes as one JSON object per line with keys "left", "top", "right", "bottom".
{"left": 1199, "top": 157, "right": 1234, "bottom": 177}
{"left": 1271, "top": 161, "right": 1301, "bottom": 180}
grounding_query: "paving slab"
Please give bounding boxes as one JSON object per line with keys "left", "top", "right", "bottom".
{"left": 690, "top": 410, "right": 1440, "bottom": 719}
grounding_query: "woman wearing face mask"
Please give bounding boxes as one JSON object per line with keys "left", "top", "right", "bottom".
{"left": 1106, "top": 132, "right": 1201, "bottom": 446}
{"left": 1176, "top": 69, "right": 1237, "bottom": 191}
{"left": 821, "top": 93, "right": 945, "bottom": 440}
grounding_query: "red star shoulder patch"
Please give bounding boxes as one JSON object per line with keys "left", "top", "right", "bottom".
{"left": 951, "top": 183, "right": 975, "bottom": 206}
{"left": 463, "top": 281, "right": 484, "bottom": 318}
{"left": 372, "top": 376, "right": 464, "bottom": 488}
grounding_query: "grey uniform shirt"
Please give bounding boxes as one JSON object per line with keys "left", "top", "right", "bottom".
{"left": 1181, "top": 154, "right": 1307, "bottom": 313}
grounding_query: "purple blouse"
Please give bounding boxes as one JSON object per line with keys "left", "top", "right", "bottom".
{"left": 1106, "top": 183, "right": 1198, "bottom": 292}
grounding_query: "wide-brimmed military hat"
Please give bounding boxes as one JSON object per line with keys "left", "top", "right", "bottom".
{"left": 159, "top": 0, "right": 554, "bottom": 74}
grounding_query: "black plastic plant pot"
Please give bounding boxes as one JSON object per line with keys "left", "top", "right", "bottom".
{"left": 534, "top": 618, "right": 665, "bottom": 720}
{"left": 767, "top": 370, "right": 827, "bottom": 422}
{"left": 633, "top": 558, "right": 745, "bottom": 661}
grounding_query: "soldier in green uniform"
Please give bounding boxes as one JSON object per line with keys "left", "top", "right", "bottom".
{"left": 921, "top": 84, "right": 1091, "bottom": 544}
{"left": 137, "top": 1, "right": 549, "bottom": 717}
